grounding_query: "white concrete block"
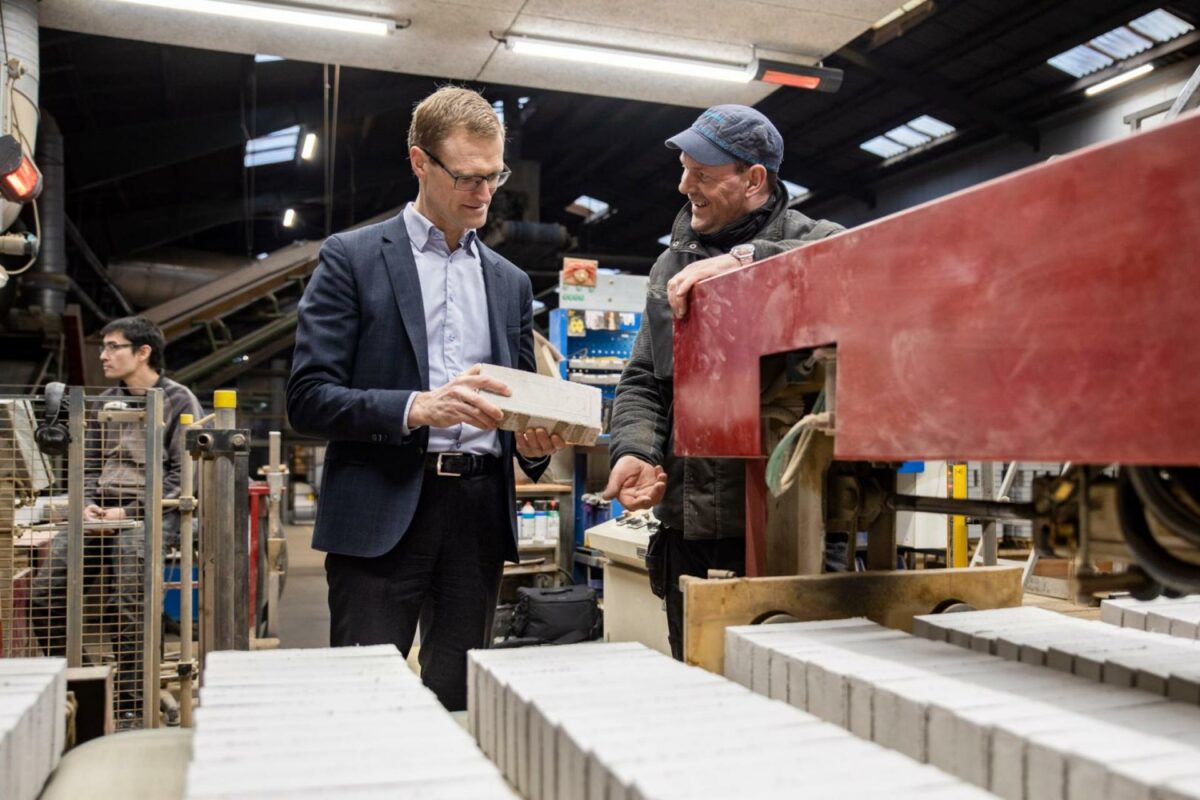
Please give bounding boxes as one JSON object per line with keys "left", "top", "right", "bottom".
{"left": 478, "top": 363, "right": 602, "bottom": 445}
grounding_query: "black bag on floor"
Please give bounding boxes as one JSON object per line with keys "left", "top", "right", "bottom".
{"left": 500, "top": 585, "right": 601, "bottom": 647}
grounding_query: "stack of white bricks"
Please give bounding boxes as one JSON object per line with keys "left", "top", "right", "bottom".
{"left": 184, "top": 645, "right": 513, "bottom": 799}
{"left": 468, "top": 641, "right": 993, "bottom": 800}
{"left": 726, "top": 617, "right": 1200, "bottom": 800}
{"left": 913, "top": 606, "right": 1200, "bottom": 703}
{"left": 1102, "top": 596, "right": 1200, "bottom": 640}
{"left": 0, "top": 657, "right": 66, "bottom": 800}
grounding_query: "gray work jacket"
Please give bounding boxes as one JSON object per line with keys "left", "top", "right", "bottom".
{"left": 608, "top": 198, "right": 843, "bottom": 540}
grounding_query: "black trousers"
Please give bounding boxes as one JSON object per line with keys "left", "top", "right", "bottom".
{"left": 662, "top": 527, "right": 745, "bottom": 661}
{"left": 325, "top": 466, "right": 508, "bottom": 711}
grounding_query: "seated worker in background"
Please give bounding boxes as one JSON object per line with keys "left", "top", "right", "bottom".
{"left": 31, "top": 316, "right": 201, "bottom": 723}
{"left": 604, "top": 104, "right": 844, "bottom": 660}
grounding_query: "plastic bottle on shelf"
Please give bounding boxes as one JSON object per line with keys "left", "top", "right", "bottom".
{"left": 547, "top": 501, "right": 560, "bottom": 546}
{"left": 534, "top": 501, "right": 548, "bottom": 544}
{"left": 519, "top": 501, "right": 536, "bottom": 543}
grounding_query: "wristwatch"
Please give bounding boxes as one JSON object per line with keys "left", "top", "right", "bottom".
{"left": 730, "top": 243, "right": 755, "bottom": 266}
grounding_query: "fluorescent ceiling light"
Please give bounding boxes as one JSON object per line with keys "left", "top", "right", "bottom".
{"left": 300, "top": 132, "right": 318, "bottom": 161}
{"left": 657, "top": 234, "right": 672, "bottom": 247}
{"left": 110, "top": 0, "right": 395, "bottom": 36}
{"left": 1085, "top": 63, "right": 1155, "bottom": 96}
{"left": 282, "top": 208, "right": 297, "bottom": 228}
{"left": 506, "top": 35, "right": 754, "bottom": 83}
{"left": 254, "top": 54, "right": 283, "bottom": 63}
{"left": 1129, "top": 9, "right": 1194, "bottom": 43}
{"left": 871, "top": 0, "right": 928, "bottom": 30}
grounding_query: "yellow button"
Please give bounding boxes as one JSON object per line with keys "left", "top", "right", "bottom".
{"left": 213, "top": 390, "right": 237, "bottom": 409}
{"left": 179, "top": 414, "right": 194, "bottom": 425}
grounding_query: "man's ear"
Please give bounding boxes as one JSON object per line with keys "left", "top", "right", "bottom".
{"left": 746, "top": 164, "right": 768, "bottom": 196}
{"left": 409, "top": 145, "right": 427, "bottom": 180}
{"left": 136, "top": 345, "right": 152, "bottom": 365}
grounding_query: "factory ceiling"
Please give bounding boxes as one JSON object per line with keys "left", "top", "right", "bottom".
{"left": 31, "top": 0, "right": 1200, "bottom": 307}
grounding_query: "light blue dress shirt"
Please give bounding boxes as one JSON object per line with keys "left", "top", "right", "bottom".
{"left": 400, "top": 203, "right": 500, "bottom": 456}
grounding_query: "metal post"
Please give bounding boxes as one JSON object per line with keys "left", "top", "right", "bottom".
{"left": 66, "top": 386, "right": 85, "bottom": 668}
{"left": 178, "top": 414, "right": 196, "bottom": 727}
{"left": 141, "top": 388, "right": 164, "bottom": 729}
{"left": 979, "top": 462, "right": 998, "bottom": 566}
{"left": 265, "top": 431, "right": 284, "bottom": 637}
{"left": 199, "top": 441, "right": 216, "bottom": 665}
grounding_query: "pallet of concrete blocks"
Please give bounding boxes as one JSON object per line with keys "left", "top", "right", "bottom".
{"left": 726, "top": 617, "right": 1200, "bottom": 800}
{"left": 477, "top": 364, "right": 602, "bottom": 446}
{"left": 468, "top": 640, "right": 995, "bottom": 800}
{"left": 913, "top": 606, "right": 1200, "bottom": 703}
{"left": 1102, "top": 595, "right": 1200, "bottom": 640}
{"left": 184, "top": 645, "right": 513, "bottom": 799}
{"left": 0, "top": 658, "right": 67, "bottom": 800}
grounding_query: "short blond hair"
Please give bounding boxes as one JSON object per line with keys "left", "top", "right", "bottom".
{"left": 407, "top": 86, "right": 505, "bottom": 155}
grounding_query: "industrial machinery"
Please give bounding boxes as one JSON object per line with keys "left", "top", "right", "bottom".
{"left": 671, "top": 107, "right": 1200, "bottom": 667}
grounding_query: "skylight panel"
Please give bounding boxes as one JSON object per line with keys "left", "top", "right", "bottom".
{"left": 566, "top": 195, "right": 610, "bottom": 223}
{"left": 907, "top": 114, "right": 956, "bottom": 138}
{"left": 860, "top": 135, "right": 907, "bottom": 158}
{"left": 1129, "top": 9, "right": 1194, "bottom": 43}
{"left": 245, "top": 125, "right": 300, "bottom": 167}
{"left": 781, "top": 180, "right": 809, "bottom": 201}
{"left": 884, "top": 125, "right": 931, "bottom": 148}
{"left": 1089, "top": 27, "right": 1153, "bottom": 60}
{"left": 1047, "top": 44, "right": 1114, "bottom": 78}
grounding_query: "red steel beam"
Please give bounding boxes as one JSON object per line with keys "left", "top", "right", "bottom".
{"left": 674, "top": 112, "right": 1200, "bottom": 467}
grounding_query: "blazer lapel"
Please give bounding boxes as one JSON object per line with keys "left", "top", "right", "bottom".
{"left": 380, "top": 218, "right": 430, "bottom": 390}
{"left": 479, "top": 247, "right": 510, "bottom": 367}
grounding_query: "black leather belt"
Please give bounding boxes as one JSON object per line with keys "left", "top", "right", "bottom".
{"left": 424, "top": 452, "right": 501, "bottom": 478}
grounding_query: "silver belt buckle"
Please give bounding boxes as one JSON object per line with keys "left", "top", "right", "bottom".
{"left": 436, "top": 452, "right": 464, "bottom": 477}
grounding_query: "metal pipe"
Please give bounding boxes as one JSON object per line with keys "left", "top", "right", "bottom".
{"left": 141, "top": 388, "right": 164, "bottom": 729}
{"left": 887, "top": 493, "right": 1036, "bottom": 522}
{"left": 178, "top": 415, "right": 196, "bottom": 727}
{"left": 997, "top": 461, "right": 1020, "bottom": 501}
{"left": 980, "top": 462, "right": 998, "bottom": 566}
{"left": 31, "top": 114, "right": 66, "bottom": 315}
{"left": 66, "top": 385, "right": 84, "bottom": 667}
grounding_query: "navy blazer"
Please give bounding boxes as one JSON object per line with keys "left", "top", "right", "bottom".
{"left": 286, "top": 212, "right": 548, "bottom": 562}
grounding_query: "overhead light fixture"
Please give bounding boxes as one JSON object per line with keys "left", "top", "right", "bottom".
{"left": 282, "top": 208, "right": 297, "bottom": 228}
{"left": 505, "top": 35, "right": 755, "bottom": 83}
{"left": 300, "top": 132, "right": 318, "bottom": 161}
{"left": 109, "top": 0, "right": 397, "bottom": 36}
{"left": 1085, "top": 63, "right": 1155, "bottom": 96}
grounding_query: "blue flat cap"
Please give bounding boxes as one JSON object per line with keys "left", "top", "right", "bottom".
{"left": 665, "top": 104, "right": 783, "bottom": 172}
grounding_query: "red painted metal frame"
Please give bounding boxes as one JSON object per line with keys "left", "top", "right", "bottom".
{"left": 675, "top": 112, "right": 1200, "bottom": 467}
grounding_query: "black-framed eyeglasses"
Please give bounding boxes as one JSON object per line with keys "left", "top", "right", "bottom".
{"left": 98, "top": 342, "right": 135, "bottom": 355}
{"left": 419, "top": 147, "right": 511, "bottom": 192}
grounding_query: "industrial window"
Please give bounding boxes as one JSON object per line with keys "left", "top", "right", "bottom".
{"left": 1047, "top": 8, "right": 1193, "bottom": 78}
{"left": 860, "top": 115, "right": 956, "bottom": 159}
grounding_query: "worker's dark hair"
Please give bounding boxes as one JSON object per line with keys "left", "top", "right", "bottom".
{"left": 100, "top": 316, "right": 167, "bottom": 372}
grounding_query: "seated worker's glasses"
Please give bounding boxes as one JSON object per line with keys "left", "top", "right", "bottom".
{"left": 98, "top": 343, "right": 136, "bottom": 355}
{"left": 419, "top": 147, "right": 511, "bottom": 192}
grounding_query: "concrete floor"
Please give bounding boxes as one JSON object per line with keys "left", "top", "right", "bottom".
{"left": 276, "top": 522, "right": 330, "bottom": 649}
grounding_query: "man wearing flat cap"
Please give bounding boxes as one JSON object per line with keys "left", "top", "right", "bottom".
{"left": 603, "top": 104, "right": 843, "bottom": 660}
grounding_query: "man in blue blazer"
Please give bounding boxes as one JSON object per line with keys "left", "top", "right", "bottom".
{"left": 287, "top": 87, "right": 563, "bottom": 710}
